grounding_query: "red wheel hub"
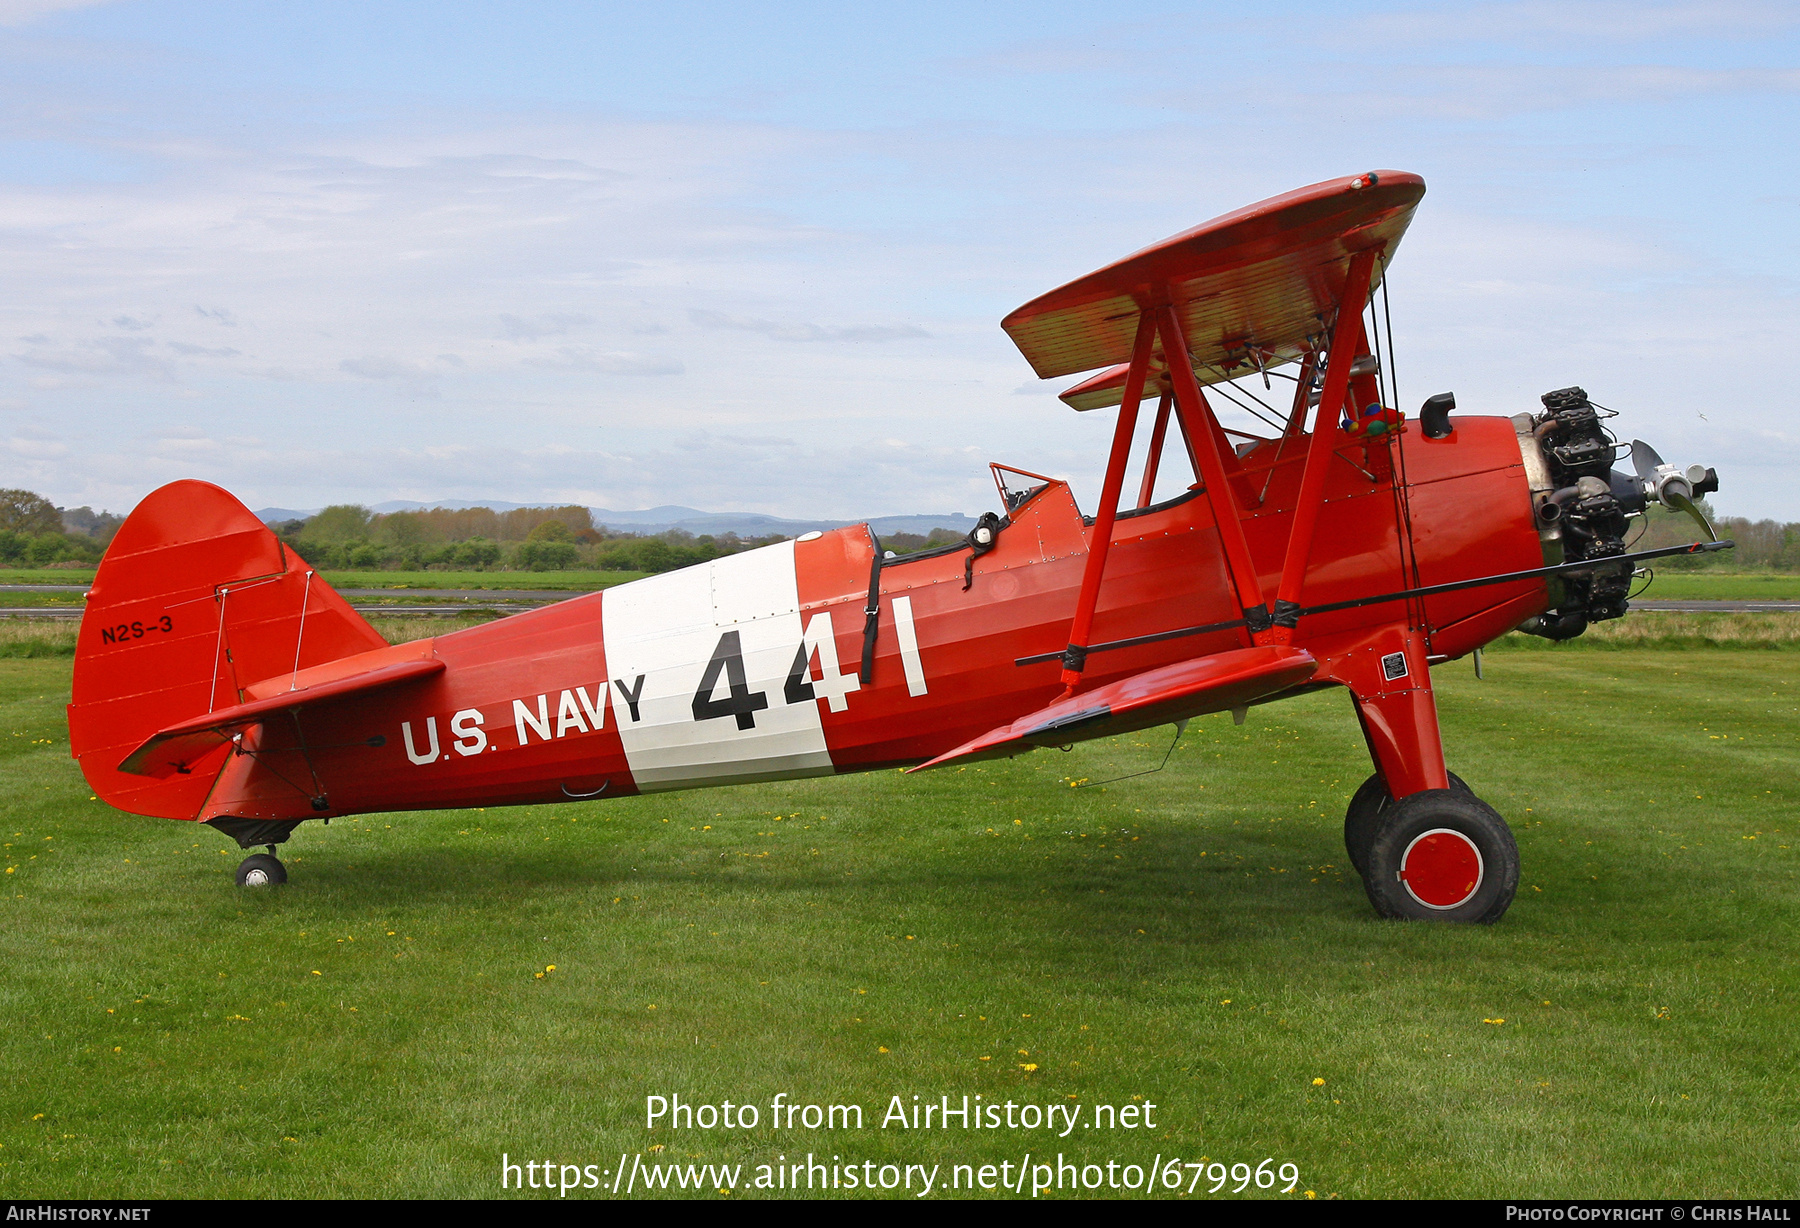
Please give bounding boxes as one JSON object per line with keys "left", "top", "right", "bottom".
{"left": 1399, "top": 828, "right": 1483, "bottom": 909}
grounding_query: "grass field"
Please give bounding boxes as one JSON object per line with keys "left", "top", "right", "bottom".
{"left": 315, "top": 570, "right": 645, "bottom": 591}
{"left": 0, "top": 570, "right": 643, "bottom": 592}
{"left": 1644, "top": 573, "right": 1800, "bottom": 601}
{"left": 1, "top": 635, "right": 1795, "bottom": 1200}
{"left": 0, "top": 571, "right": 641, "bottom": 612}
{"left": 1494, "top": 610, "right": 1800, "bottom": 650}
{"left": 0, "top": 592, "right": 84, "bottom": 609}
{"left": 2, "top": 610, "right": 1794, "bottom": 660}
{"left": 0, "top": 570, "right": 96, "bottom": 585}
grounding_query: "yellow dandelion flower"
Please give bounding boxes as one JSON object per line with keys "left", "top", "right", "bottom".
{"left": 1312, "top": 1078, "right": 1325, "bottom": 1086}
{"left": 1483, "top": 1018, "right": 1505, "bottom": 1025}
{"left": 878, "top": 1046, "right": 889, "bottom": 1054}
{"left": 1019, "top": 1063, "right": 1038, "bottom": 1072}
{"left": 310, "top": 970, "right": 321, "bottom": 976}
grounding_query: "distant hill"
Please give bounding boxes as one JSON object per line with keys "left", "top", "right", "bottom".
{"left": 613, "top": 510, "right": 982, "bottom": 539}
{"left": 253, "top": 502, "right": 980, "bottom": 540}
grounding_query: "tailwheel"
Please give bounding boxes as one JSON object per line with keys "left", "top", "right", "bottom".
{"left": 1361, "top": 789, "right": 1518, "bottom": 924}
{"left": 235, "top": 851, "right": 287, "bottom": 888}
{"left": 1344, "top": 771, "right": 1471, "bottom": 879}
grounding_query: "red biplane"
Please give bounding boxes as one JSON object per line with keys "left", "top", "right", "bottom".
{"left": 69, "top": 171, "right": 1727, "bottom": 922}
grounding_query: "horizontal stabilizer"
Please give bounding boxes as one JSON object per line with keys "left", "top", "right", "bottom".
{"left": 119, "top": 656, "right": 444, "bottom": 778}
{"left": 911, "top": 645, "right": 1315, "bottom": 772}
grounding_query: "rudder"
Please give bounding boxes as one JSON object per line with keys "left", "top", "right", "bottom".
{"left": 69, "top": 480, "right": 388, "bottom": 819}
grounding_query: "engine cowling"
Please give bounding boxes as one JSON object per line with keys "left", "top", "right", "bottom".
{"left": 1513, "top": 386, "right": 1716, "bottom": 641}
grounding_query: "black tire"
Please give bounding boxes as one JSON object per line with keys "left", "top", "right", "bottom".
{"left": 1361, "top": 790, "right": 1518, "bottom": 924}
{"left": 1343, "top": 771, "right": 1471, "bottom": 879}
{"left": 236, "top": 853, "right": 287, "bottom": 887}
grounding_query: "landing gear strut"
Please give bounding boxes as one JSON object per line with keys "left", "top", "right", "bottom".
{"left": 235, "top": 846, "right": 287, "bottom": 887}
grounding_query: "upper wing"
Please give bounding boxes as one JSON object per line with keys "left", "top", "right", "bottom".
{"left": 1002, "top": 171, "right": 1425, "bottom": 384}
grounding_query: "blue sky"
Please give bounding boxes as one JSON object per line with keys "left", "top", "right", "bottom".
{"left": 1, "top": 0, "right": 1796, "bottom": 519}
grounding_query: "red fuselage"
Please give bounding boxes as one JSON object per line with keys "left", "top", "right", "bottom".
{"left": 96, "top": 414, "right": 1546, "bottom": 826}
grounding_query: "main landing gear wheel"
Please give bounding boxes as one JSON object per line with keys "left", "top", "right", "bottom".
{"left": 235, "top": 852, "right": 287, "bottom": 887}
{"left": 1361, "top": 790, "right": 1519, "bottom": 924}
{"left": 1344, "top": 771, "right": 1471, "bottom": 879}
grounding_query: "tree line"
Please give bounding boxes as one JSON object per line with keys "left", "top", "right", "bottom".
{"left": 0, "top": 488, "right": 964, "bottom": 574}
{"left": 13, "top": 484, "right": 1787, "bottom": 575}
{"left": 272, "top": 504, "right": 968, "bottom": 572}
{"left": 271, "top": 504, "right": 791, "bottom": 573}
{"left": 1629, "top": 500, "right": 1798, "bottom": 570}
{"left": 0, "top": 489, "right": 121, "bottom": 566}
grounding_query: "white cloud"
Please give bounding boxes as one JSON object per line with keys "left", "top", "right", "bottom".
{"left": 338, "top": 356, "right": 436, "bottom": 381}
{"left": 498, "top": 312, "right": 592, "bottom": 341}
{"left": 0, "top": 0, "right": 114, "bottom": 26}
{"left": 15, "top": 335, "right": 173, "bottom": 380}
{"left": 1342, "top": 1, "right": 1800, "bottom": 46}
{"left": 688, "top": 308, "right": 929, "bottom": 343}
{"left": 1149, "top": 63, "right": 1800, "bottom": 123}
{"left": 0, "top": 14, "right": 1795, "bottom": 522}
{"left": 525, "top": 346, "right": 685, "bottom": 376}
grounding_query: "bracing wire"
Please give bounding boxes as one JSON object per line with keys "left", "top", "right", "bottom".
{"left": 1209, "top": 367, "right": 1288, "bottom": 417}
{"left": 1380, "top": 253, "right": 1400, "bottom": 412}
{"left": 1202, "top": 376, "right": 1287, "bottom": 433}
{"left": 289, "top": 571, "right": 313, "bottom": 692}
{"left": 207, "top": 588, "right": 229, "bottom": 714}
{"left": 1366, "top": 286, "right": 1386, "bottom": 410}
{"left": 1072, "top": 721, "right": 1188, "bottom": 789}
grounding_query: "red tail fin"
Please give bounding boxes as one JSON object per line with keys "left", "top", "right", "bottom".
{"left": 69, "top": 480, "right": 387, "bottom": 819}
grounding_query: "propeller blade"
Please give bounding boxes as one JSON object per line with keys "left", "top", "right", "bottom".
{"left": 1631, "top": 439, "right": 1665, "bottom": 481}
{"left": 1665, "top": 489, "right": 1718, "bottom": 543}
